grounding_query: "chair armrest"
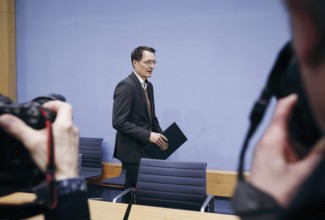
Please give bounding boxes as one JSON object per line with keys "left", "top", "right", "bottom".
{"left": 200, "top": 194, "right": 214, "bottom": 212}
{"left": 112, "top": 187, "right": 135, "bottom": 203}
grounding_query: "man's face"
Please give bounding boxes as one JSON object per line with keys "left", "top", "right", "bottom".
{"left": 301, "top": 64, "right": 325, "bottom": 134}
{"left": 133, "top": 50, "right": 156, "bottom": 80}
{"left": 288, "top": 0, "right": 325, "bottom": 133}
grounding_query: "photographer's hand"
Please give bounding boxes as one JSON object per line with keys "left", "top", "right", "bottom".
{"left": 0, "top": 101, "right": 79, "bottom": 180}
{"left": 249, "top": 94, "right": 325, "bottom": 207}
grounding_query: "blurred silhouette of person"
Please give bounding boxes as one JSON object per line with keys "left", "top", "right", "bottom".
{"left": 232, "top": 1, "right": 325, "bottom": 219}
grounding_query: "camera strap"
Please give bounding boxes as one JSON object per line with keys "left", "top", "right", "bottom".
{"left": 40, "top": 108, "right": 58, "bottom": 210}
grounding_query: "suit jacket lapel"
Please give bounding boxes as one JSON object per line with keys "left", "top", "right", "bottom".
{"left": 129, "top": 73, "right": 151, "bottom": 120}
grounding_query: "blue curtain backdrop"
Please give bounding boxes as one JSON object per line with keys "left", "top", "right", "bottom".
{"left": 15, "top": 0, "right": 290, "bottom": 170}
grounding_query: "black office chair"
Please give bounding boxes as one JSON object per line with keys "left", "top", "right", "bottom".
{"left": 78, "top": 137, "right": 103, "bottom": 179}
{"left": 113, "top": 158, "right": 214, "bottom": 213}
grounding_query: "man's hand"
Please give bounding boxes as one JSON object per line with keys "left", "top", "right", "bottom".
{"left": 249, "top": 94, "right": 325, "bottom": 207}
{"left": 149, "top": 132, "right": 168, "bottom": 150}
{"left": 0, "top": 101, "right": 79, "bottom": 181}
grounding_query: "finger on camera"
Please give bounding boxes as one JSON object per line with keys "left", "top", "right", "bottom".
{"left": 0, "top": 114, "right": 38, "bottom": 146}
{"left": 44, "top": 101, "right": 73, "bottom": 125}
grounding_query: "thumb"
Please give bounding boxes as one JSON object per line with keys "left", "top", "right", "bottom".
{"left": 271, "top": 94, "right": 298, "bottom": 129}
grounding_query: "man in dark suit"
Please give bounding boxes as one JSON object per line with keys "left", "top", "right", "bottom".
{"left": 112, "top": 46, "right": 168, "bottom": 202}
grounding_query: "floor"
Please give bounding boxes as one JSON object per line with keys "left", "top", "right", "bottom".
{"left": 87, "top": 185, "right": 235, "bottom": 215}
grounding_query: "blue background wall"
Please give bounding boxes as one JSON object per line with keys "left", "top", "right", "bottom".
{"left": 15, "top": 0, "right": 290, "bottom": 170}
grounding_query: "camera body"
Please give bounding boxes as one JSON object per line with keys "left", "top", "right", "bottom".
{"left": 264, "top": 42, "right": 323, "bottom": 154}
{"left": 276, "top": 54, "right": 322, "bottom": 152}
{"left": 0, "top": 94, "right": 61, "bottom": 196}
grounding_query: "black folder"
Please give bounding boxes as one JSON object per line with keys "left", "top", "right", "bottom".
{"left": 146, "top": 122, "right": 187, "bottom": 159}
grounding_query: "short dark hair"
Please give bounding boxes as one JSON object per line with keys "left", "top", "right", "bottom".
{"left": 131, "top": 46, "right": 156, "bottom": 65}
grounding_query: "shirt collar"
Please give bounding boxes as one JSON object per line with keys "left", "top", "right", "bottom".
{"left": 133, "top": 71, "right": 147, "bottom": 89}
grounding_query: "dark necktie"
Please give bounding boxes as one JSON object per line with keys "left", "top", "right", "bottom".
{"left": 143, "top": 82, "right": 151, "bottom": 118}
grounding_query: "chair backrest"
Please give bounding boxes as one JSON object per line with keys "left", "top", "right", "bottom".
{"left": 79, "top": 137, "right": 103, "bottom": 179}
{"left": 136, "top": 158, "right": 208, "bottom": 211}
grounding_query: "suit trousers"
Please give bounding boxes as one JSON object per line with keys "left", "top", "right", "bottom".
{"left": 121, "top": 162, "right": 139, "bottom": 203}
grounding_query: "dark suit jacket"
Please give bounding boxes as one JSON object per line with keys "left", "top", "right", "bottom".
{"left": 113, "top": 73, "right": 163, "bottom": 163}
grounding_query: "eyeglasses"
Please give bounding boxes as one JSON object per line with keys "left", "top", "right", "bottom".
{"left": 142, "top": 60, "right": 158, "bottom": 66}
